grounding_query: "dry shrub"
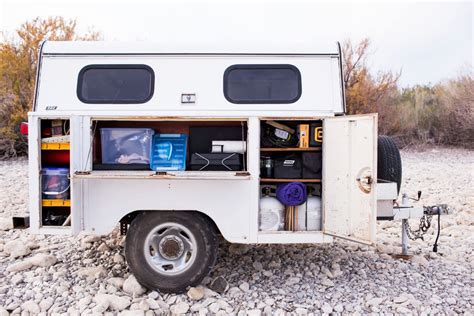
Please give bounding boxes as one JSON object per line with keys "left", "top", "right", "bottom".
{"left": 0, "top": 17, "right": 100, "bottom": 159}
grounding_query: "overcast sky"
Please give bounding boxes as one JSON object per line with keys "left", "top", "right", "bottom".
{"left": 1, "top": 0, "right": 472, "bottom": 86}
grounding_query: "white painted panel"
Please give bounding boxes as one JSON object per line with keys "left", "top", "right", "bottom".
{"left": 322, "top": 114, "right": 377, "bottom": 244}
{"left": 83, "top": 179, "right": 253, "bottom": 243}
{"left": 36, "top": 55, "right": 343, "bottom": 114}
{"left": 28, "top": 116, "right": 41, "bottom": 234}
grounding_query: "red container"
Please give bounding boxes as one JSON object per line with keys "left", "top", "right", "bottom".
{"left": 20, "top": 122, "right": 28, "bottom": 136}
{"left": 42, "top": 150, "right": 70, "bottom": 165}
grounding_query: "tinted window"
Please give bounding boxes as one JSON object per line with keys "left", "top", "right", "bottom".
{"left": 224, "top": 65, "right": 301, "bottom": 104}
{"left": 77, "top": 65, "right": 154, "bottom": 103}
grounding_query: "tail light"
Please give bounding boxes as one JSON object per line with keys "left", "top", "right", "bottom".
{"left": 20, "top": 122, "right": 28, "bottom": 136}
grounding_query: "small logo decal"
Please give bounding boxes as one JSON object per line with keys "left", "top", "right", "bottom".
{"left": 45, "top": 106, "right": 58, "bottom": 110}
{"left": 181, "top": 94, "right": 196, "bottom": 104}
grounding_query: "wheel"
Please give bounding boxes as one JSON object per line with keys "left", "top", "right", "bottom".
{"left": 125, "top": 211, "right": 218, "bottom": 293}
{"left": 377, "top": 135, "right": 402, "bottom": 194}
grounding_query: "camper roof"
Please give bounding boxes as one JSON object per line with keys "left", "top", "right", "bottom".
{"left": 42, "top": 41, "right": 340, "bottom": 55}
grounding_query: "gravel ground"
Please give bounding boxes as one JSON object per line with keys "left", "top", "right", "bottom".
{"left": 0, "top": 147, "right": 472, "bottom": 315}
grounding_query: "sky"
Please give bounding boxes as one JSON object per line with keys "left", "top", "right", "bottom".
{"left": 1, "top": 0, "right": 472, "bottom": 86}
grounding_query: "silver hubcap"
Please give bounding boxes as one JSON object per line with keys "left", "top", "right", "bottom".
{"left": 144, "top": 222, "right": 197, "bottom": 275}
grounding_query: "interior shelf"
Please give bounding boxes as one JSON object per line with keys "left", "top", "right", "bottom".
{"left": 260, "top": 178, "right": 321, "bottom": 183}
{"left": 41, "top": 142, "right": 70, "bottom": 150}
{"left": 42, "top": 199, "right": 71, "bottom": 207}
{"left": 74, "top": 170, "right": 251, "bottom": 180}
{"left": 260, "top": 147, "right": 321, "bottom": 152}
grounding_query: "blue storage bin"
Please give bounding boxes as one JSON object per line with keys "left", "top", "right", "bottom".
{"left": 100, "top": 128, "right": 154, "bottom": 164}
{"left": 151, "top": 134, "right": 187, "bottom": 171}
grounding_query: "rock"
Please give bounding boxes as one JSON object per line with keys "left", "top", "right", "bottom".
{"left": 321, "top": 278, "right": 334, "bottom": 287}
{"left": 446, "top": 297, "right": 457, "bottom": 305}
{"left": 6, "top": 260, "right": 33, "bottom": 272}
{"left": 11, "top": 274, "right": 23, "bottom": 285}
{"left": 4, "top": 240, "right": 30, "bottom": 258}
{"left": 78, "top": 266, "right": 107, "bottom": 281}
{"left": 29, "top": 253, "right": 57, "bottom": 267}
{"left": 147, "top": 291, "right": 159, "bottom": 300}
{"left": 247, "top": 309, "right": 262, "bottom": 316}
{"left": 93, "top": 300, "right": 109, "bottom": 313}
{"left": 39, "top": 297, "right": 54, "bottom": 312}
{"left": 393, "top": 295, "right": 409, "bottom": 304}
{"left": 123, "top": 275, "right": 146, "bottom": 296}
{"left": 95, "top": 294, "right": 131, "bottom": 311}
{"left": 253, "top": 261, "right": 263, "bottom": 271}
{"left": 97, "top": 242, "right": 110, "bottom": 252}
{"left": 209, "top": 276, "right": 229, "bottom": 294}
{"left": 208, "top": 302, "right": 220, "bottom": 313}
{"left": 187, "top": 287, "right": 205, "bottom": 301}
{"left": 0, "top": 217, "right": 12, "bottom": 231}
{"left": 107, "top": 277, "right": 125, "bottom": 289}
{"left": 146, "top": 298, "right": 160, "bottom": 310}
{"left": 171, "top": 302, "right": 189, "bottom": 314}
{"left": 412, "top": 255, "right": 429, "bottom": 267}
{"left": 228, "top": 244, "right": 250, "bottom": 255}
{"left": 239, "top": 282, "right": 250, "bottom": 292}
{"left": 0, "top": 306, "right": 8, "bottom": 316}
{"left": 113, "top": 253, "right": 125, "bottom": 263}
{"left": 295, "top": 307, "right": 308, "bottom": 315}
{"left": 334, "top": 304, "right": 344, "bottom": 312}
{"left": 82, "top": 235, "right": 101, "bottom": 244}
{"left": 367, "top": 297, "right": 384, "bottom": 306}
{"left": 321, "top": 303, "right": 333, "bottom": 314}
{"left": 285, "top": 277, "right": 300, "bottom": 286}
{"left": 21, "top": 301, "right": 41, "bottom": 314}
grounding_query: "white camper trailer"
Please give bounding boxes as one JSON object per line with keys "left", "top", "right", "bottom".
{"left": 27, "top": 41, "right": 426, "bottom": 292}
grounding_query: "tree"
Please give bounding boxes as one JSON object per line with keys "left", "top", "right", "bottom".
{"left": 342, "top": 38, "right": 400, "bottom": 116}
{"left": 0, "top": 17, "right": 100, "bottom": 158}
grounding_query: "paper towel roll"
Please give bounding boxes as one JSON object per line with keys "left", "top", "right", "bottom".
{"left": 211, "top": 141, "right": 247, "bottom": 154}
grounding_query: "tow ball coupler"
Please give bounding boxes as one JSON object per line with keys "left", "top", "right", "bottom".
{"left": 394, "top": 192, "right": 450, "bottom": 256}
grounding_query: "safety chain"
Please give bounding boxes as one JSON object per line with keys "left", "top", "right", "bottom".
{"left": 403, "top": 214, "right": 433, "bottom": 241}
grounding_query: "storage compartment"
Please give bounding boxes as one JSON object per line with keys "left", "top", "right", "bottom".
{"left": 259, "top": 119, "right": 323, "bottom": 232}
{"left": 40, "top": 119, "right": 71, "bottom": 227}
{"left": 92, "top": 120, "right": 248, "bottom": 172}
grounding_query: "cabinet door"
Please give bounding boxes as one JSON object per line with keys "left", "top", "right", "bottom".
{"left": 322, "top": 114, "right": 377, "bottom": 245}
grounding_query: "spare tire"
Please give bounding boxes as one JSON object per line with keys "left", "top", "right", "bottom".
{"left": 377, "top": 135, "right": 402, "bottom": 194}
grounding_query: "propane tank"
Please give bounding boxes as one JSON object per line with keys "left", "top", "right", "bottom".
{"left": 259, "top": 187, "right": 285, "bottom": 231}
{"left": 296, "top": 185, "right": 322, "bottom": 231}
{"left": 306, "top": 195, "right": 322, "bottom": 231}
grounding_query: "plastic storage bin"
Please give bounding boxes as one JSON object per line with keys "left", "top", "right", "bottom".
{"left": 151, "top": 134, "right": 187, "bottom": 171}
{"left": 100, "top": 128, "right": 154, "bottom": 165}
{"left": 41, "top": 167, "right": 70, "bottom": 199}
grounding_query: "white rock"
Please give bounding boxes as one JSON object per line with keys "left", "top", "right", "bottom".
{"left": 6, "top": 260, "right": 33, "bottom": 272}
{"left": 0, "top": 217, "right": 13, "bottom": 231}
{"left": 208, "top": 302, "right": 220, "bottom": 313}
{"left": 334, "top": 304, "right": 344, "bottom": 312}
{"left": 39, "top": 297, "right": 54, "bottom": 312}
{"left": 93, "top": 300, "right": 109, "bottom": 313}
{"left": 295, "top": 307, "right": 308, "bottom": 315}
{"left": 78, "top": 266, "right": 107, "bottom": 281}
{"left": 21, "top": 300, "right": 41, "bottom": 314}
{"left": 321, "top": 303, "right": 333, "bottom": 314}
{"left": 82, "top": 235, "right": 101, "bottom": 244}
{"left": 0, "top": 306, "right": 9, "bottom": 316}
{"left": 95, "top": 294, "right": 131, "bottom": 311}
{"left": 171, "top": 302, "right": 189, "bottom": 314}
{"left": 239, "top": 282, "right": 250, "bottom": 292}
{"left": 187, "top": 287, "right": 204, "bottom": 301}
{"left": 446, "top": 297, "right": 457, "bottom": 305}
{"left": 29, "top": 253, "right": 57, "bottom": 267}
{"left": 4, "top": 240, "right": 31, "bottom": 258}
{"left": 285, "top": 277, "right": 300, "bottom": 286}
{"left": 97, "top": 242, "right": 110, "bottom": 252}
{"left": 11, "top": 274, "right": 23, "bottom": 285}
{"left": 107, "top": 277, "right": 125, "bottom": 289}
{"left": 146, "top": 298, "right": 160, "bottom": 310}
{"left": 113, "top": 253, "right": 125, "bottom": 263}
{"left": 412, "top": 255, "right": 429, "bottom": 267}
{"left": 247, "top": 309, "right": 262, "bottom": 316}
{"left": 123, "top": 275, "right": 146, "bottom": 296}
{"left": 367, "top": 297, "right": 384, "bottom": 306}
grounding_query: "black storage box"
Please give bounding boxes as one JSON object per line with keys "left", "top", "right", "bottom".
{"left": 302, "top": 152, "right": 322, "bottom": 179}
{"left": 190, "top": 153, "right": 243, "bottom": 171}
{"left": 274, "top": 154, "right": 302, "bottom": 179}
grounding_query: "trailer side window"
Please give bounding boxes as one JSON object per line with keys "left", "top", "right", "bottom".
{"left": 224, "top": 65, "right": 301, "bottom": 104}
{"left": 77, "top": 65, "right": 154, "bottom": 104}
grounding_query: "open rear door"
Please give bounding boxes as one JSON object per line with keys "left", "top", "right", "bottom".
{"left": 322, "top": 114, "right": 377, "bottom": 245}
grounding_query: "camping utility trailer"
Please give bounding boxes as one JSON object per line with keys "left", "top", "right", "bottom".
{"left": 28, "top": 41, "right": 408, "bottom": 292}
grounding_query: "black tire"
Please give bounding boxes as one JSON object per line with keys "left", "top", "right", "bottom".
{"left": 377, "top": 135, "right": 402, "bottom": 194}
{"left": 125, "top": 211, "right": 218, "bottom": 293}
